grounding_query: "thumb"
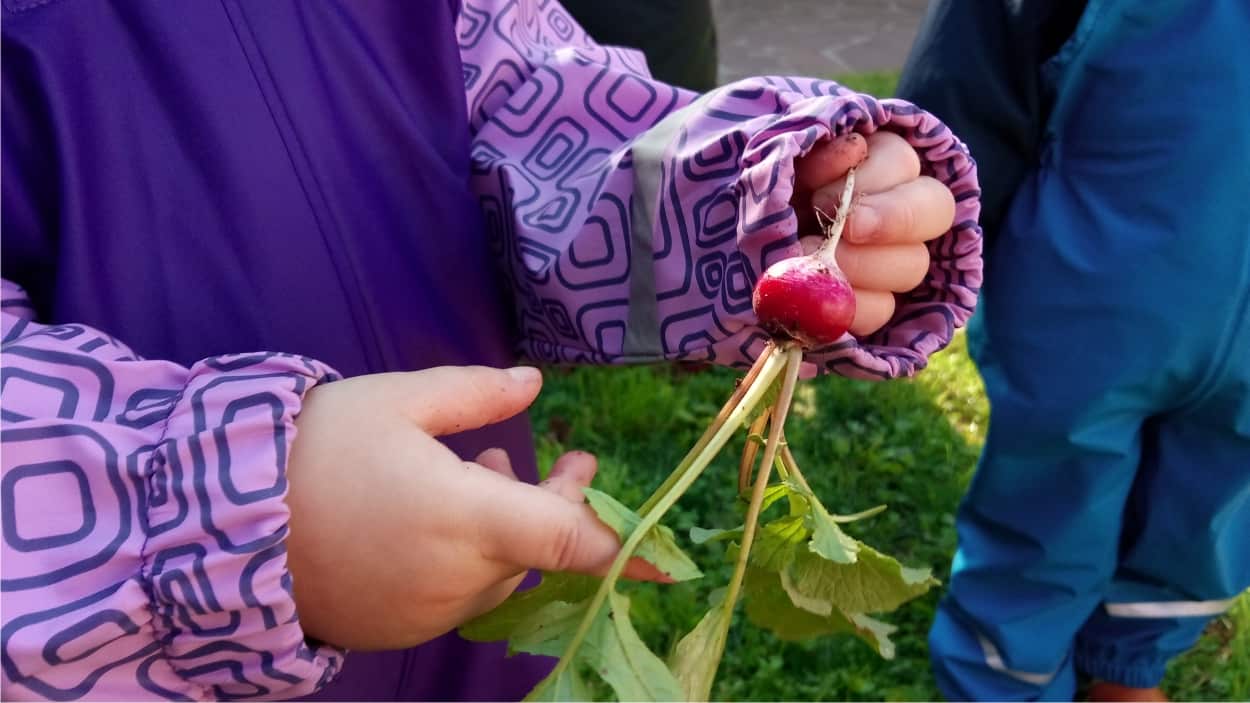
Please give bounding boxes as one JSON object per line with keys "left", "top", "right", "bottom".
{"left": 401, "top": 365, "right": 542, "bottom": 437}
{"left": 475, "top": 478, "right": 670, "bottom": 582}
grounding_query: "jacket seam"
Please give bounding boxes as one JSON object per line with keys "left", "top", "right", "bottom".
{"left": 216, "top": 0, "right": 390, "bottom": 374}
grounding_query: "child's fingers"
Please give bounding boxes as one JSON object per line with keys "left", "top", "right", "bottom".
{"left": 835, "top": 241, "right": 931, "bottom": 293}
{"left": 845, "top": 176, "right": 956, "bottom": 245}
{"left": 849, "top": 289, "right": 896, "bottom": 337}
{"left": 476, "top": 451, "right": 677, "bottom": 584}
{"left": 812, "top": 131, "right": 920, "bottom": 213}
{"left": 476, "top": 480, "right": 674, "bottom": 583}
{"left": 474, "top": 447, "right": 517, "bottom": 479}
{"left": 534, "top": 452, "right": 673, "bottom": 581}
{"left": 401, "top": 365, "right": 542, "bottom": 438}
{"left": 794, "top": 132, "right": 868, "bottom": 192}
{"left": 539, "top": 450, "right": 598, "bottom": 503}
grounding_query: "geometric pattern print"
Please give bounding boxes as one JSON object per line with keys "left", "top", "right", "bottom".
{"left": 1, "top": 281, "right": 344, "bottom": 700}
{"left": 460, "top": 0, "right": 982, "bottom": 379}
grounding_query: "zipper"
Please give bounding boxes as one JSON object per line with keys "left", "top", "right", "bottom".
{"left": 219, "top": 0, "right": 390, "bottom": 373}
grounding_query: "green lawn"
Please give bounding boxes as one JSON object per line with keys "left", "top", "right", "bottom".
{"left": 531, "top": 334, "right": 1248, "bottom": 700}
{"left": 523, "top": 69, "right": 1247, "bottom": 701}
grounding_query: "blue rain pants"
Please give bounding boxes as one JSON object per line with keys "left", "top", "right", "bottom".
{"left": 926, "top": 0, "right": 1250, "bottom": 698}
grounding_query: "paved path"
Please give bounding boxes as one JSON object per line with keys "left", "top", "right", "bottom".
{"left": 712, "top": 0, "right": 927, "bottom": 82}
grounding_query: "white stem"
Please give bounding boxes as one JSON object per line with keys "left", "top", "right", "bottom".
{"left": 817, "top": 167, "right": 857, "bottom": 258}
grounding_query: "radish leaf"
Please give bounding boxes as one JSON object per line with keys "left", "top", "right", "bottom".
{"left": 785, "top": 545, "right": 938, "bottom": 614}
{"left": 807, "top": 503, "right": 861, "bottom": 564}
{"left": 669, "top": 593, "right": 730, "bottom": 701}
{"left": 744, "top": 566, "right": 898, "bottom": 658}
{"left": 689, "top": 525, "right": 742, "bottom": 544}
{"left": 460, "top": 572, "right": 597, "bottom": 650}
{"left": 583, "top": 487, "right": 702, "bottom": 582}
{"left": 597, "top": 590, "right": 683, "bottom": 701}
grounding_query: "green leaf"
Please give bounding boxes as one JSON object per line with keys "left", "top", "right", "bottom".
{"left": 510, "top": 599, "right": 601, "bottom": 658}
{"left": 807, "top": 503, "right": 861, "bottom": 564}
{"left": 472, "top": 578, "right": 682, "bottom": 700}
{"left": 689, "top": 525, "right": 742, "bottom": 544}
{"left": 582, "top": 486, "right": 643, "bottom": 535}
{"left": 750, "top": 514, "right": 808, "bottom": 571}
{"left": 781, "top": 482, "right": 812, "bottom": 516}
{"left": 641, "top": 525, "right": 704, "bottom": 582}
{"left": 596, "top": 590, "right": 683, "bottom": 701}
{"left": 785, "top": 544, "right": 939, "bottom": 614}
{"left": 460, "top": 572, "right": 598, "bottom": 649}
{"left": 743, "top": 566, "right": 853, "bottom": 640}
{"left": 780, "top": 567, "right": 833, "bottom": 616}
{"left": 743, "top": 567, "right": 898, "bottom": 658}
{"left": 827, "top": 504, "right": 888, "bottom": 523}
{"left": 761, "top": 482, "right": 793, "bottom": 513}
{"left": 583, "top": 487, "right": 702, "bottom": 581}
{"left": 669, "top": 598, "right": 730, "bottom": 702}
{"left": 848, "top": 613, "right": 899, "bottom": 660}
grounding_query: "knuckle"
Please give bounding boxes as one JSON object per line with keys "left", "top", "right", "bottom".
{"left": 868, "top": 131, "right": 920, "bottom": 179}
{"left": 548, "top": 511, "right": 583, "bottom": 571}
{"left": 890, "top": 197, "right": 918, "bottom": 241}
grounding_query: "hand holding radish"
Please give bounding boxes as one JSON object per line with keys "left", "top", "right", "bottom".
{"left": 790, "top": 131, "right": 957, "bottom": 337}
{"left": 282, "top": 366, "right": 664, "bottom": 651}
{"left": 457, "top": 130, "right": 961, "bottom": 701}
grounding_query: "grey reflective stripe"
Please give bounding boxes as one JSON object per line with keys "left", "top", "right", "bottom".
{"left": 977, "top": 634, "right": 1057, "bottom": 687}
{"left": 623, "top": 94, "right": 715, "bottom": 357}
{"left": 1105, "top": 597, "right": 1237, "bottom": 618}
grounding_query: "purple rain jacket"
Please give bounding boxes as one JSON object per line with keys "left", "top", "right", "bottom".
{"left": 0, "top": 0, "right": 981, "bottom": 700}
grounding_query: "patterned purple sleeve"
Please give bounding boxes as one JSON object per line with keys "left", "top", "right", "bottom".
{"left": 1, "top": 280, "right": 344, "bottom": 700}
{"left": 459, "top": 0, "right": 982, "bottom": 379}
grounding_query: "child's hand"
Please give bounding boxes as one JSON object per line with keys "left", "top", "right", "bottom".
{"left": 282, "top": 366, "right": 662, "bottom": 651}
{"left": 793, "top": 131, "right": 957, "bottom": 336}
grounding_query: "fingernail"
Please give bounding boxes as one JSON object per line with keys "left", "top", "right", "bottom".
{"left": 847, "top": 204, "right": 879, "bottom": 243}
{"left": 507, "top": 366, "right": 541, "bottom": 384}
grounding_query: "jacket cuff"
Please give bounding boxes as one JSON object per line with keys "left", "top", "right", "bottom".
{"left": 702, "top": 80, "right": 983, "bottom": 379}
{"left": 142, "top": 353, "right": 344, "bottom": 699}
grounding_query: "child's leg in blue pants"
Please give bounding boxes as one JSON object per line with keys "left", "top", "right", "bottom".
{"left": 928, "top": 2, "right": 1250, "bottom": 698}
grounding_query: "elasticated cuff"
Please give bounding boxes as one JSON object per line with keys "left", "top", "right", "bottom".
{"left": 1075, "top": 642, "right": 1167, "bottom": 690}
{"left": 141, "top": 353, "right": 344, "bottom": 700}
{"left": 724, "top": 85, "right": 983, "bottom": 379}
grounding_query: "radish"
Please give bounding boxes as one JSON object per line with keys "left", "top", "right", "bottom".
{"left": 753, "top": 168, "right": 858, "bottom": 348}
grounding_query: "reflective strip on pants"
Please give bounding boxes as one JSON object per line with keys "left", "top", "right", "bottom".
{"left": 1104, "top": 597, "right": 1237, "bottom": 619}
{"left": 976, "top": 634, "right": 1058, "bottom": 687}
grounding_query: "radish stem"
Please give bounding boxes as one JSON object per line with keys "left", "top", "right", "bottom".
{"left": 639, "top": 344, "right": 775, "bottom": 518}
{"left": 816, "top": 167, "right": 857, "bottom": 255}
{"left": 702, "top": 344, "right": 804, "bottom": 685}
{"left": 545, "top": 347, "right": 788, "bottom": 684}
{"left": 738, "top": 409, "right": 771, "bottom": 495}
{"left": 780, "top": 445, "right": 814, "bottom": 495}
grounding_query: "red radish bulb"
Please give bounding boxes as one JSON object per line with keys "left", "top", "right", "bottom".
{"left": 752, "top": 168, "right": 858, "bottom": 349}
{"left": 752, "top": 255, "right": 855, "bottom": 348}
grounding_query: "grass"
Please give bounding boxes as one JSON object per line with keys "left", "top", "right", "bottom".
{"left": 831, "top": 70, "right": 901, "bottom": 98}
{"left": 523, "top": 69, "right": 1247, "bottom": 701}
